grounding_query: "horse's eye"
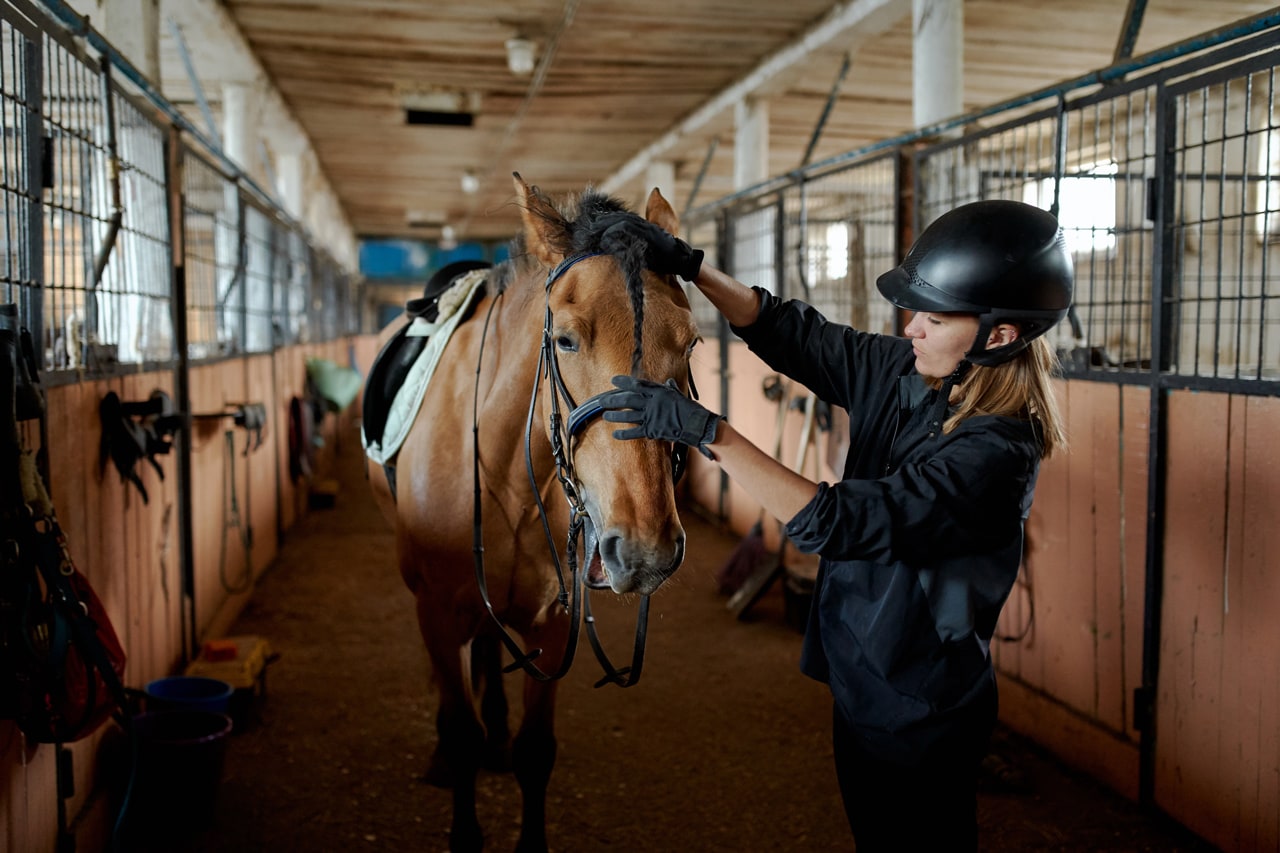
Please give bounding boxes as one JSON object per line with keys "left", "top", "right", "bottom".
{"left": 555, "top": 334, "right": 578, "bottom": 353}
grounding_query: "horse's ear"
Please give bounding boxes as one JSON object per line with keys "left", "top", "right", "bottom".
{"left": 513, "top": 172, "right": 570, "bottom": 265}
{"left": 644, "top": 187, "right": 680, "bottom": 237}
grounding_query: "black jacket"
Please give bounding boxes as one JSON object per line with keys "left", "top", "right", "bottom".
{"left": 734, "top": 291, "right": 1042, "bottom": 761}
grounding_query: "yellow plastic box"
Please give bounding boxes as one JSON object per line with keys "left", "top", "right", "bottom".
{"left": 184, "top": 636, "right": 273, "bottom": 728}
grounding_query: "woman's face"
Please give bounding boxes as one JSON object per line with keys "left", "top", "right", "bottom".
{"left": 903, "top": 311, "right": 980, "bottom": 379}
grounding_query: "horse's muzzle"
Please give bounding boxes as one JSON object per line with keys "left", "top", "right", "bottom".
{"left": 593, "top": 527, "right": 685, "bottom": 595}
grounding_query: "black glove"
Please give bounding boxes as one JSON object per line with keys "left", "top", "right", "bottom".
{"left": 598, "top": 375, "right": 723, "bottom": 459}
{"left": 599, "top": 218, "right": 704, "bottom": 281}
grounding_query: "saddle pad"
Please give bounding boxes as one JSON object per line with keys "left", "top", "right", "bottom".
{"left": 362, "top": 268, "right": 488, "bottom": 465}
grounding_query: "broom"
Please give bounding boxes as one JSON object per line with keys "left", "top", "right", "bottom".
{"left": 714, "top": 375, "right": 790, "bottom": 595}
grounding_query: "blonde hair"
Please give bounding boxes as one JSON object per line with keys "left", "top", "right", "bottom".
{"left": 943, "top": 336, "right": 1066, "bottom": 459}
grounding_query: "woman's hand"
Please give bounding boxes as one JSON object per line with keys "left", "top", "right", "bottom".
{"left": 598, "top": 375, "right": 722, "bottom": 458}
{"left": 600, "top": 219, "right": 704, "bottom": 281}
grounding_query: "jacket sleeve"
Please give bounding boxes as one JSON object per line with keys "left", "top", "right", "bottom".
{"left": 783, "top": 419, "right": 1038, "bottom": 566}
{"left": 732, "top": 289, "right": 910, "bottom": 411}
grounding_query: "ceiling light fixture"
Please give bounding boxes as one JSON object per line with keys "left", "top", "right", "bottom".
{"left": 505, "top": 37, "right": 536, "bottom": 76}
{"left": 460, "top": 170, "right": 480, "bottom": 194}
{"left": 440, "top": 224, "right": 458, "bottom": 251}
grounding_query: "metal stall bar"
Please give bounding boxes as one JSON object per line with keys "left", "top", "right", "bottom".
{"left": 686, "top": 12, "right": 1280, "bottom": 225}
{"left": 0, "top": 0, "right": 44, "bottom": 341}
{"left": 1137, "top": 76, "right": 1177, "bottom": 809}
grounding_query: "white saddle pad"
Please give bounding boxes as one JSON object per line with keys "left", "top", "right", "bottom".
{"left": 361, "top": 268, "right": 488, "bottom": 465}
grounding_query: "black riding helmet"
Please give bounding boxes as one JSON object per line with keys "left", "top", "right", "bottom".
{"left": 876, "top": 200, "right": 1073, "bottom": 367}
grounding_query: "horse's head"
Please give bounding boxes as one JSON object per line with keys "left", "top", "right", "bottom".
{"left": 514, "top": 173, "right": 699, "bottom": 596}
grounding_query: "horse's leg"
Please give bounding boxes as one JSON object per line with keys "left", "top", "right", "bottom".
{"left": 473, "top": 632, "right": 513, "bottom": 772}
{"left": 424, "top": 632, "right": 510, "bottom": 784}
{"left": 511, "top": 621, "right": 568, "bottom": 853}
{"left": 416, "top": 595, "right": 486, "bottom": 853}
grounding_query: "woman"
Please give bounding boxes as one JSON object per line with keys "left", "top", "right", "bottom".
{"left": 597, "top": 200, "right": 1073, "bottom": 851}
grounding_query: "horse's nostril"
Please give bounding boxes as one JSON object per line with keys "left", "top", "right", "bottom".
{"left": 597, "top": 530, "right": 683, "bottom": 576}
{"left": 597, "top": 533, "right": 623, "bottom": 568}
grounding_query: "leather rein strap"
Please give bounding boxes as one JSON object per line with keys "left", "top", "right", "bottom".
{"left": 471, "top": 253, "right": 660, "bottom": 687}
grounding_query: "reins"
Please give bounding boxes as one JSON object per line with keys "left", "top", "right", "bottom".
{"left": 470, "top": 252, "right": 654, "bottom": 687}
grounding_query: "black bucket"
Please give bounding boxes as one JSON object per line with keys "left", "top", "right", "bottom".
{"left": 126, "top": 709, "right": 233, "bottom": 841}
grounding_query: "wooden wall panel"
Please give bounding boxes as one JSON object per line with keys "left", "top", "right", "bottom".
{"left": 1155, "top": 392, "right": 1280, "bottom": 852}
{"left": 1223, "top": 394, "right": 1274, "bottom": 845}
{"left": 1015, "top": 381, "right": 1084, "bottom": 706}
{"left": 245, "top": 353, "right": 279, "bottom": 577}
{"left": 993, "top": 380, "right": 1149, "bottom": 799}
{"left": 998, "top": 378, "right": 1069, "bottom": 688}
{"left": 189, "top": 361, "right": 251, "bottom": 642}
{"left": 1091, "top": 384, "right": 1128, "bottom": 733}
{"left": 274, "top": 345, "right": 306, "bottom": 533}
{"left": 1059, "top": 381, "right": 1103, "bottom": 713}
{"left": 1119, "top": 384, "right": 1149, "bottom": 743}
{"left": 0, "top": 738, "right": 57, "bottom": 853}
{"left": 87, "top": 378, "right": 129, "bottom": 615}
{"left": 119, "top": 371, "right": 182, "bottom": 683}
{"left": 1214, "top": 394, "right": 1249, "bottom": 852}
{"left": 145, "top": 372, "right": 182, "bottom": 681}
{"left": 1158, "top": 390, "right": 1231, "bottom": 836}
{"left": 684, "top": 351, "right": 723, "bottom": 522}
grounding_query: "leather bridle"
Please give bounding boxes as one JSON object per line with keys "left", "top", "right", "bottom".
{"left": 471, "top": 252, "right": 687, "bottom": 688}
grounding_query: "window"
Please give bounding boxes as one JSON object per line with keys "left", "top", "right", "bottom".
{"left": 1254, "top": 129, "right": 1279, "bottom": 242}
{"left": 806, "top": 222, "right": 850, "bottom": 284}
{"left": 1024, "top": 161, "right": 1117, "bottom": 254}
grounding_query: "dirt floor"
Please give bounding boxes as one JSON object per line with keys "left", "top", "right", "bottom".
{"left": 152, "top": 426, "right": 1219, "bottom": 852}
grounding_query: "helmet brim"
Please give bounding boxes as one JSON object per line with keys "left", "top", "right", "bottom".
{"left": 875, "top": 267, "right": 987, "bottom": 315}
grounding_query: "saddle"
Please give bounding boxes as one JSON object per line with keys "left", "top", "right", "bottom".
{"left": 362, "top": 260, "right": 490, "bottom": 475}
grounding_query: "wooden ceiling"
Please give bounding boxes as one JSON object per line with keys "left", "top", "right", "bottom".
{"left": 186, "top": 0, "right": 1278, "bottom": 243}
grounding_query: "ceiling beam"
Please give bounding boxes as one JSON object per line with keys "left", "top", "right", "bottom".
{"left": 599, "top": 0, "right": 911, "bottom": 195}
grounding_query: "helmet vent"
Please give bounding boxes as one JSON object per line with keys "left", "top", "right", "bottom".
{"left": 901, "top": 255, "right": 922, "bottom": 287}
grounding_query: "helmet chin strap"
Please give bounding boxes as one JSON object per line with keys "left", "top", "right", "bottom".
{"left": 966, "top": 315, "right": 1032, "bottom": 367}
{"left": 928, "top": 359, "right": 973, "bottom": 436}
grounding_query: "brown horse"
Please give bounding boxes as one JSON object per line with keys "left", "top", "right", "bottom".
{"left": 367, "top": 174, "right": 699, "bottom": 852}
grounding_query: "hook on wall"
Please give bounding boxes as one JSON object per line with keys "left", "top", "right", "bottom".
{"left": 99, "top": 390, "right": 182, "bottom": 504}
{"left": 193, "top": 403, "right": 267, "bottom": 455}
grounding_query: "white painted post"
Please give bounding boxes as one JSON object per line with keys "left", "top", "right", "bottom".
{"left": 101, "top": 0, "right": 161, "bottom": 83}
{"left": 733, "top": 97, "right": 770, "bottom": 191}
{"left": 644, "top": 160, "right": 677, "bottom": 210}
{"left": 912, "top": 0, "right": 964, "bottom": 133}
{"left": 276, "top": 149, "right": 306, "bottom": 222}
{"left": 221, "top": 82, "right": 254, "bottom": 174}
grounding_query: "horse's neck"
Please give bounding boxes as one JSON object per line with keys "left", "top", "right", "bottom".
{"left": 480, "top": 277, "right": 557, "bottom": 487}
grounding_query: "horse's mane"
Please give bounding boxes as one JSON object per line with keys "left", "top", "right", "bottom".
{"left": 493, "top": 186, "right": 650, "bottom": 373}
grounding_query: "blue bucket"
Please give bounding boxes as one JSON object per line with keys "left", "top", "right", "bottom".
{"left": 144, "top": 676, "right": 234, "bottom": 714}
